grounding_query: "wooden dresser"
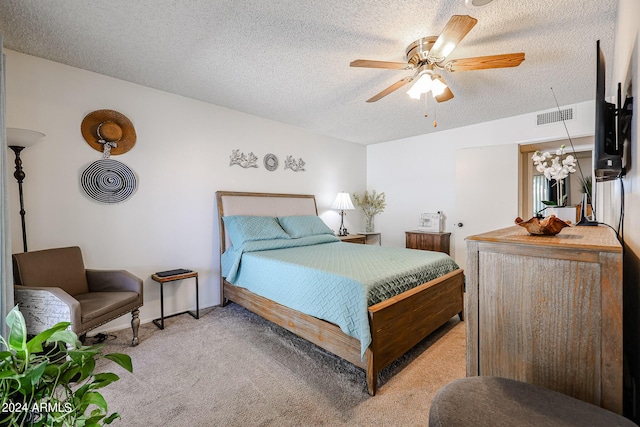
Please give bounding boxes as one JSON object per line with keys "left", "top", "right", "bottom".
{"left": 405, "top": 231, "right": 451, "bottom": 255}
{"left": 465, "top": 225, "right": 623, "bottom": 414}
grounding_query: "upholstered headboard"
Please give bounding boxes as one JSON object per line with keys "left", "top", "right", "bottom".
{"left": 216, "top": 191, "right": 318, "bottom": 253}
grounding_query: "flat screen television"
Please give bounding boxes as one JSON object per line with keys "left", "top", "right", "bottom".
{"left": 594, "top": 40, "right": 624, "bottom": 182}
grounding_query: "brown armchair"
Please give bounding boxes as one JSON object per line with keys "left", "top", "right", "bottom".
{"left": 12, "top": 246, "right": 143, "bottom": 346}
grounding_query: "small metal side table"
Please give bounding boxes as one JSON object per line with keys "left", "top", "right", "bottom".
{"left": 151, "top": 270, "right": 199, "bottom": 330}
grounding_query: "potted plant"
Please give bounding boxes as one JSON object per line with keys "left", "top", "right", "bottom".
{"left": 353, "top": 190, "right": 386, "bottom": 232}
{"left": 532, "top": 145, "right": 577, "bottom": 222}
{"left": 0, "top": 306, "right": 132, "bottom": 426}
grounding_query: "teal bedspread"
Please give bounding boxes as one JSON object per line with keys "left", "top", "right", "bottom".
{"left": 221, "top": 236, "right": 460, "bottom": 356}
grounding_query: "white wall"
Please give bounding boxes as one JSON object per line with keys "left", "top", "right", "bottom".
{"left": 367, "top": 101, "right": 595, "bottom": 257}
{"left": 4, "top": 50, "right": 366, "bottom": 333}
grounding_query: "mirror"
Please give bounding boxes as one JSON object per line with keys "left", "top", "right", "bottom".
{"left": 519, "top": 137, "right": 593, "bottom": 219}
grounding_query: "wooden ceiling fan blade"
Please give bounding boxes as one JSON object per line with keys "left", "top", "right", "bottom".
{"left": 350, "top": 59, "right": 414, "bottom": 70}
{"left": 429, "top": 15, "right": 478, "bottom": 61}
{"left": 366, "top": 77, "right": 413, "bottom": 102}
{"left": 444, "top": 52, "right": 525, "bottom": 72}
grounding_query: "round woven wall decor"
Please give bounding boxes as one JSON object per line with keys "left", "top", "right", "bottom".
{"left": 81, "top": 159, "right": 137, "bottom": 204}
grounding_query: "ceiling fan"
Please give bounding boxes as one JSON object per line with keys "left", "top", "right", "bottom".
{"left": 350, "top": 15, "right": 525, "bottom": 103}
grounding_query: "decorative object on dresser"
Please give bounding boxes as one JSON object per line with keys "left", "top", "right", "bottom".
{"left": 465, "top": 225, "right": 623, "bottom": 414}
{"left": 406, "top": 230, "right": 451, "bottom": 255}
{"left": 331, "top": 192, "right": 355, "bottom": 236}
{"left": 418, "top": 212, "right": 444, "bottom": 233}
{"left": 531, "top": 144, "right": 579, "bottom": 222}
{"left": 6, "top": 128, "right": 45, "bottom": 253}
{"left": 514, "top": 214, "right": 571, "bottom": 235}
{"left": 337, "top": 234, "right": 366, "bottom": 244}
{"left": 12, "top": 246, "right": 144, "bottom": 346}
{"left": 353, "top": 190, "right": 386, "bottom": 232}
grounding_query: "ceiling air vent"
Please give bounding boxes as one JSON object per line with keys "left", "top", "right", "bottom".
{"left": 536, "top": 107, "right": 574, "bottom": 126}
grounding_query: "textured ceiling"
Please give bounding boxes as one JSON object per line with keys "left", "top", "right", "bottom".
{"left": 0, "top": 0, "right": 619, "bottom": 144}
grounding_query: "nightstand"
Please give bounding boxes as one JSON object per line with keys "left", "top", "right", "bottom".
{"left": 405, "top": 231, "right": 451, "bottom": 255}
{"left": 357, "top": 231, "right": 381, "bottom": 245}
{"left": 337, "top": 234, "right": 366, "bottom": 244}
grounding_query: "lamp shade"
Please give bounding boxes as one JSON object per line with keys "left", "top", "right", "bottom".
{"left": 7, "top": 128, "right": 45, "bottom": 148}
{"left": 407, "top": 73, "right": 434, "bottom": 100}
{"left": 331, "top": 192, "right": 355, "bottom": 210}
{"left": 430, "top": 75, "right": 448, "bottom": 97}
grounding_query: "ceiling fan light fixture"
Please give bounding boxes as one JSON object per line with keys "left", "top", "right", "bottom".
{"left": 464, "top": 0, "right": 495, "bottom": 8}
{"left": 407, "top": 72, "right": 434, "bottom": 99}
{"left": 430, "top": 75, "right": 448, "bottom": 97}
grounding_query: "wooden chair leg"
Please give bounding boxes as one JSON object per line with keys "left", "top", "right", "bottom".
{"left": 131, "top": 309, "right": 140, "bottom": 346}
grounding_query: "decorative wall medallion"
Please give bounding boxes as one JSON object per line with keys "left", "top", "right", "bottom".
{"left": 284, "top": 155, "right": 306, "bottom": 172}
{"left": 81, "top": 159, "right": 137, "bottom": 204}
{"left": 263, "top": 153, "right": 278, "bottom": 171}
{"left": 230, "top": 149, "right": 258, "bottom": 168}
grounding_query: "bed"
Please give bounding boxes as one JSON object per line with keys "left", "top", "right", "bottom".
{"left": 216, "top": 191, "right": 464, "bottom": 395}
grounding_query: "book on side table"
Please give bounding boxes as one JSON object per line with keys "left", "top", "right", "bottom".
{"left": 154, "top": 268, "right": 192, "bottom": 277}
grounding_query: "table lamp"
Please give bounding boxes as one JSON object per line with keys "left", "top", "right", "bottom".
{"left": 331, "top": 192, "right": 354, "bottom": 236}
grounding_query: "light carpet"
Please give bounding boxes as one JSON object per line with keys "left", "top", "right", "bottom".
{"left": 97, "top": 303, "right": 466, "bottom": 426}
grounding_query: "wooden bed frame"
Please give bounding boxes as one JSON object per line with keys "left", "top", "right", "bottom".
{"left": 216, "top": 191, "right": 464, "bottom": 395}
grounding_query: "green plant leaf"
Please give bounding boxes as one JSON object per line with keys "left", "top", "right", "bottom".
{"left": 90, "top": 373, "right": 120, "bottom": 390}
{"left": 79, "top": 358, "right": 96, "bottom": 381}
{"left": 6, "top": 306, "right": 27, "bottom": 352}
{"left": 541, "top": 200, "right": 558, "bottom": 206}
{"left": 81, "top": 391, "right": 108, "bottom": 413}
{"left": 74, "top": 382, "right": 91, "bottom": 400}
{"left": 60, "top": 365, "right": 82, "bottom": 384}
{"left": 103, "top": 412, "right": 121, "bottom": 424}
{"left": 47, "top": 330, "right": 78, "bottom": 347}
{"left": 103, "top": 353, "right": 133, "bottom": 373}
{"left": 68, "top": 350, "right": 98, "bottom": 367}
{"left": 24, "top": 360, "right": 48, "bottom": 387}
{"left": 0, "top": 370, "right": 19, "bottom": 379}
{"left": 27, "top": 321, "right": 71, "bottom": 354}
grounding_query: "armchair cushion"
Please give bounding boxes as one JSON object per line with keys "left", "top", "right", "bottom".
{"left": 13, "top": 246, "right": 89, "bottom": 296}
{"left": 76, "top": 291, "right": 140, "bottom": 323}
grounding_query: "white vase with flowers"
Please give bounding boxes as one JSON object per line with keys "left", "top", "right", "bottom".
{"left": 532, "top": 145, "right": 578, "bottom": 222}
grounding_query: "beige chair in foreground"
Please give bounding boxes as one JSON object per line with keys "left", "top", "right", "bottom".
{"left": 12, "top": 246, "right": 143, "bottom": 346}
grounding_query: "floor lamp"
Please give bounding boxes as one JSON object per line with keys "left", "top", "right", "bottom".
{"left": 7, "top": 128, "right": 45, "bottom": 253}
